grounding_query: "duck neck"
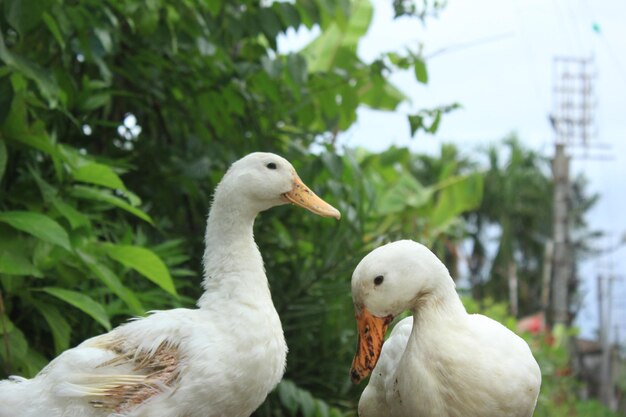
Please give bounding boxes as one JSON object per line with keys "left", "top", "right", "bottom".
{"left": 409, "top": 284, "right": 466, "bottom": 337}
{"left": 196, "top": 194, "right": 270, "bottom": 310}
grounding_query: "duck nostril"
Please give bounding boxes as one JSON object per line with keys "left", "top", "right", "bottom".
{"left": 351, "top": 369, "right": 361, "bottom": 383}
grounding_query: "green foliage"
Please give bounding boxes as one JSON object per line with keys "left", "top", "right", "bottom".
{"left": 464, "top": 136, "right": 554, "bottom": 313}
{"left": 257, "top": 380, "right": 347, "bottom": 417}
{"left": 0, "top": 0, "right": 605, "bottom": 416}
{"left": 0, "top": 0, "right": 459, "bottom": 414}
{"left": 408, "top": 103, "right": 461, "bottom": 137}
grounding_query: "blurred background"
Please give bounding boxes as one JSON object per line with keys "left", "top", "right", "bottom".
{"left": 0, "top": 0, "right": 624, "bottom": 415}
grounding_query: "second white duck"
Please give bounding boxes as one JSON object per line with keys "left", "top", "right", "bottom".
{"left": 350, "top": 240, "right": 541, "bottom": 417}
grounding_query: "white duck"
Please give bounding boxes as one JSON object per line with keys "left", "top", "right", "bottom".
{"left": 0, "top": 152, "right": 340, "bottom": 417}
{"left": 350, "top": 240, "right": 541, "bottom": 417}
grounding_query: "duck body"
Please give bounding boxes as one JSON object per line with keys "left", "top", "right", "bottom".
{"left": 0, "top": 153, "right": 339, "bottom": 417}
{"left": 351, "top": 240, "right": 541, "bottom": 417}
{"left": 2, "top": 305, "right": 285, "bottom": 417}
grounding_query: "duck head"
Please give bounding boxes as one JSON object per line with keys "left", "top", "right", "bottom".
{"left": 218, "top": 152, "right": 340, "bottom": 219}
{"left": 349, "top": 240, "right": 453, "bottom": 383}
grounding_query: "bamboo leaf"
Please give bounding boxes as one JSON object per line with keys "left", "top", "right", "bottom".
{"left": 77, "top": 250, "right": 144, "bottom": 315}
{"left": 40, "top": 287, "right": 111, "bottom": 330}
{"left": 0, "top": 326, "right": 28, "bottom": 361}
{"left": 0, "top": 211, "right": 71, "bottom": 251}
{"left": 70, "top": 185, "right": 153, "bottom": 224}
{"left": 0, "top": 31, "right": 62, "bottom": 106}
{"left": 3, "top": 0, "right": 55, "bottom": 36}
{"left": 0, "top": 76, "right": 13, "bottom": 126}
{"left": 0, "top": 314, "right": 15, "bottom": 334}
{"left": 51, "top": 198, "right": 90, "bottom": 229}
{"left": 42, "top": 12, "right": 65, "bottom": 50}
{"left": 0, "top": 250, "right": 43, "bottom": 277}
{"left": 104, "top": 244, "right": 177, "bottom": 296}
{"left": 34, "top": 302, "right": 71, "bottom": 354}
{"left": 0, "top": 139, "right": 7, "bottom": 183}
{"left": 72, "top": 162, "right": 127, "bottom": 190}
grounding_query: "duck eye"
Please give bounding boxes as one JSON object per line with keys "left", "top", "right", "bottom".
{"left": 266, "top": 162, "right": 277, "bottom": 170}
{"left": 374, "top": 275, "right": 384, "bottom": 286}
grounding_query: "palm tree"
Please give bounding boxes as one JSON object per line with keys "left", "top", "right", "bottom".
{"left": 467, "top": 136, "right": 553, "bottom": 316}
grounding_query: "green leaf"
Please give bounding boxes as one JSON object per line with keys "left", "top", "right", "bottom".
{"left": 0, "top": 211, "right": 71, "bottom": 251}
{"left": 278, "top": 380, "right": 299, "bottom": 414}
{"left": 34, "top": 302, "right": 71, "bottom": 354}
{"left": 72, "top": 162, "right": 126, "bottom": 190}
{"left": 3, "top": 0, "right": 55, "bottom": 36}
{"left": 387, "top": 52, "right": 411, "bottom": 69}
{"left": 1, "top": 91, "right": 28, "bottom": 139}
{"left": 41, "top": 287, "right": 111, "bottom": 330}
{"left": 42, "top": 12, "right": 65, "bottom": 50}
{"left": 0, "top": 249, "right": 43, "bottom": 277}
{"left": 15, "top": 346, "right": 48, "bottom": 377}
{"left": 408, "top": 114, "right": 423, "bottom": 136}
{"left": 271, "top": 218, "right": 294, "bottom": 248}
{"left": 413, "top": 56, "right": 428, "bottom": 84}
{"left": 0, "top": 31, "right": 62, "bottom": 107}
{"left": 5, "top": 114, "right": 61, "bottom": 171}
{"left": 408, "top": 103, "right": 460, "bottom": 137}
{"left": 427, "top": 110, "right": 441, "bottom": 133}
{"left": 70, "top": 185, "right": 153, "bottom": 224}
{"left": 259, "top": 7, "right": 283, "bottom": 42}
{"left": 94, "top": 28, "right": 112, "bottom": 54}
{"left": 360, "top": 78, "right": 405, "bottom": 111}
{"left": 0, "top": 76, "right": 14, "bottom": 126}
{"left": 77, "top": 250, "right": 144, "bottom": 316}
{"left": 0, "top": 139, "right": 7, "bottom": 183}
{"left": 204, "top": 0, "right": 222, "bottom": 16}
{"left": 51, "top": 198, "right": 90, "bottom": 229}
{"left": 105, "top": 244, "right": 177, "bottom": 296}
{"left": 429, "top": 172, "right": 484, "bottom": 230}
{"left": 80, "top": 92, "right": 111, "bottom": 112}
{"left": 0, "top": 314, "right": 15, "bottom": 334}
{"left": 275, "top": 2, "right": 301, "bottom": 29}
{"left": 0, "top": 325, "right": 28, "bottom": 361}
{"left": 286, "top": 54, "right": 308, "bottom": 86}
{"left": 378, "top": 172, "right": 431, "bottom": 215}
{"left": 301, "top": 0, "right": 373, "bottom": 72}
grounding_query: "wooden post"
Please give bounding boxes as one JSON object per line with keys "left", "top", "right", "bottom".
{"left": 552, "top": 143, "right": 570, "bottom": 325}
{"left": 598, "top": 274, "right": 616, "bottom": 409}
{"left": 541, "top": 240, "right": 554, "bottom": 312}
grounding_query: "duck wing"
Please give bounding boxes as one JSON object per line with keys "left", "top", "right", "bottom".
{"left": 0, "top": 310, "right": 189, "bottom": 417}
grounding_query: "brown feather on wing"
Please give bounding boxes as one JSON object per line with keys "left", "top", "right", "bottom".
{"left": 77, "top": 339, "right": 181, "bottom": 413}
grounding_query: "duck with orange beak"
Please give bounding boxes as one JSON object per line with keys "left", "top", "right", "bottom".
{"left": 350, "top": 240, "right": 541, "bottom": 417}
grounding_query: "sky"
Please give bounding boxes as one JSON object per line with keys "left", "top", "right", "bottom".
{"left": 279, "top": 0, "right": 626, "bottom": 343}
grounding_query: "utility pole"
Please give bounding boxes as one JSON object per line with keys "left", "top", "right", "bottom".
{"left": 549, "top": 56, "right": 596, "bottom": 325}
{"left": 597, "top": 274, "right": 611, "bottom": 406}
{"left": 541, "top": 240, "right": 554, "bottom": 313}
{"left": 597, "top": 268, "right": 624, "bottom": 411}
{"left": 552, "top": 142, "right": 570, "bottom": 325}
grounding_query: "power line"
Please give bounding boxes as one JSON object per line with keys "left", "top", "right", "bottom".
{"left": 425, "top": 32, "right": 515, "bottom": 60}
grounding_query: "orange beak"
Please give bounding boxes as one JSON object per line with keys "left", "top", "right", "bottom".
{"left": 282, "top": 174, "right": 340, "bottom": 220}
{"left": 350, "top": 307, "right": 393, "bottom": 384}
